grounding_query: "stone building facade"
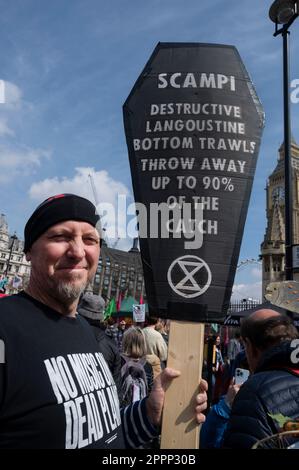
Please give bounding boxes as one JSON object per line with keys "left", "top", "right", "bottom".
{"left": 93, "top": 238, "right": 145, "bottom": 301}
{"left": 0, "top": 214, "right": 31, "bottom": 294}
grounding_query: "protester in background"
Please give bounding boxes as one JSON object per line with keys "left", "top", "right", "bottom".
{"left": 143, "top": 316, "right": 168, "bottom": 368}
{"left": 120, "top": 326, "right": 154, "bottom": 407}
{"left": 211, "top": 335, "right": 224, "bottom": 403}
{"left": 227, "top": 331, "right": 242, "bottom": 366}
{"left": 200, "top": 353, "right": 249, "bottom": 448}
{"left": 117, "top": 319, "right": 127, "bottom": 351}
{"left": 155, "top": 319, "right": 169, "bottom": 346}
{"left": 224, "top": 310, "right": 299, "bottom": 448}
{"left": 120, "top": 326, "right": 163, "bottom": 449}
{"left": 0, "top": 194, "right": 208, "bottom": 449}
{"left": 78, "top": 292, "right": 122, "bottom": 394}
{"left": 105, "top": 316, "right": 118, "bottom": 342}
{"left": 214, "top": 335, "right": 224, "bottom": 371}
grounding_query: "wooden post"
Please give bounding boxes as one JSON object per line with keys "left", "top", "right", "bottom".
{"left": 160, "top": 320, "right": 205, "bottom": 449}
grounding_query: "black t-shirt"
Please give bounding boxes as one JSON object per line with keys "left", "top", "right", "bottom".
{"left": 0, "top": 292, "right": 125, "bottom": 449}
{"left": 81, "top": 318, "right": 122, "bottom": 395}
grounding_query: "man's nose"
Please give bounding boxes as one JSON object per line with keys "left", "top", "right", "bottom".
{"left": 66, "top": 238, "right": 85, "bottom": 258}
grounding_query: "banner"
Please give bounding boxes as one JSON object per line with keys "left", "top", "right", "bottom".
{"left": 12, "top": 275, "right": 22, "bottom": 289}
{"left": 132, "top": 304, "right": 146, "bottom": 323}
{"left": 123, "top": 43, "right": 264, "bottom": 323}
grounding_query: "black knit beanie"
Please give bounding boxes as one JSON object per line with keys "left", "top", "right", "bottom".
{"left": 24, "top": 194, "right": 100, "bottom": 253}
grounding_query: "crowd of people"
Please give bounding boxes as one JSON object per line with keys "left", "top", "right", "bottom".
{"left": 0, "top": 193, "right": 298, "bottom": 450}
{"left": 201, "top": 312, "right": 299, "bottom": 448}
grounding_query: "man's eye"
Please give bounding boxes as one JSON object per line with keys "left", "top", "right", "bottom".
{"left": 51, "top": 235, "right": 69, "bottom": 241}
{"left": 84, "top": 237, "right": 99, "bottom": 245}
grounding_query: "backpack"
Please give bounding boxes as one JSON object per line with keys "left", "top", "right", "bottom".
{"left": 120, "top": 355, "right": 149, "bottom": 407}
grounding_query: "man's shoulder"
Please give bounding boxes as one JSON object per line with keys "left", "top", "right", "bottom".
{"left": 234, "top": 368, "right": 299, "bottom": 406}
{"left": 0, "top": 292, "right": 62, "bottom": 332}
{"left": 0, "top": 292, "right": 28, "bottom": 315}
{"left": 97, "top": 327, "right": 118, "bottom": 348}
{"left": 144, "top": 327, "right": 161, "bottom": 337}
{"left": 0, "top": 293, "right": 32, "bottom": 336}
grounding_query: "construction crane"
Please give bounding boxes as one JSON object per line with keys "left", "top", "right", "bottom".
{"left": 88, "top": 173, "right": 100, "bottom": 206}
{"left": 88, "top": 172, "right": 121, "bottom": 249}
{"left": 88, "top": 172, "right": 108, "bottom": 244}
{"left": 112, "top": 237, "right": 120, "bottom": 249}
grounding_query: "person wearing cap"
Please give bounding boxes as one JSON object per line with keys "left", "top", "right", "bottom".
{"left": 78, "top": 292, "right": 122, "bottom": 394}
{"left": 0, "top": 194, "right": 208, "bottom": 449}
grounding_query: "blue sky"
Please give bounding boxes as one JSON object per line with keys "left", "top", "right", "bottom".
{"left": 0, "top": 0, "right": 299, "bottom": 301}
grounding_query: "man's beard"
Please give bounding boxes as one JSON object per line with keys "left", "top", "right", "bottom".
{"left": 51, "top": 273, "right": 89, "bottom": 303}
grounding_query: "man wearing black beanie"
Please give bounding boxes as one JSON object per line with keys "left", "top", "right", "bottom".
{"left": 24, "top": 194, "right": 100, "bottom": 316}
{"left": 0, "top": 192, "right": 209, "bottom": 449}
{"left": 23, "top": 193, "right": 102, "bottom": 314}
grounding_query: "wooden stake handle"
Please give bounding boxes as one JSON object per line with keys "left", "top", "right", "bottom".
{"left": 160, "top": 320, "right": 205, "bottom": 449}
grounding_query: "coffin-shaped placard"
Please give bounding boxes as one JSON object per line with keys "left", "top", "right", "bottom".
{"left": 123, "top": 43, "right": 264, "bottom": 323}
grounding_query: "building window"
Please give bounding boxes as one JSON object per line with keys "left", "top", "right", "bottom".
{"left": 1, "top": 253, "right": 6, "bottom": 259}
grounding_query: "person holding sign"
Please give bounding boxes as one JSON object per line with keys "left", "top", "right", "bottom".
{"left": 0, "top": 194, "right": 207, "bottom": 449}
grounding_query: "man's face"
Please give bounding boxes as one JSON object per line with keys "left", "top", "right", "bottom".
{"left": 119, "top": 321, "right": 126, "bottom": 330}
{"left": 26, "top": 220, "right": 100, "bottom": 303}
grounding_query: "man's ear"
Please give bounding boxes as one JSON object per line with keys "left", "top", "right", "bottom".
{"left": 244, "top": 337, "right": 258, "bottom": 354}
{"left": 25, "top": 251, "right": 31, "bottom": 262}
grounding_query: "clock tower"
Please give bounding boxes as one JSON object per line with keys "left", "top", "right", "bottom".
{"left": 260, "top": 137, "right": 299, "bottom": 295}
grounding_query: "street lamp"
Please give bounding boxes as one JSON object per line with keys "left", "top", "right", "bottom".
{"left": 4, "top": 232, "right": 17, "bottom": 277}
{"left": 269, "top": 0, "right": 299, "bottom": 281}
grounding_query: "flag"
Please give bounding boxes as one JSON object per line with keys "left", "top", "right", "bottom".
{"left": 12, "top": 275, "right": 22, "bottom": 289}
{"left": 139, "top": 294, "right": 144, "bottom": 305}
{"left": 116, "top": 292, "right": 124, "bottom": 311}
{"left": 104, "top": 298, "right": 116, "bottom": 320}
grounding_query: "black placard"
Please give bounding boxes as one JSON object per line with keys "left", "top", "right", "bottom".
{"left": 123, "top": 43, "right": 264, "bottom": 323}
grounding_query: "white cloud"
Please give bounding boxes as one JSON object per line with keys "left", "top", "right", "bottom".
{"left": 29, "top": 166, "right": 130, "bottom": 202}
{"left": 251, "top": 265, "right": 262, "bottom": 279}
{"left": 231, "top": 281, "right": 262, "bottom": 302}
{"left": 1, "top": 81, "right": 22, "bottom": 109}
{"left": 0, "top": 145, "right": 51, "bottom": 183}
{"left": 0, "top": 118, "right": 14, "bottom": 137}
{"left": 28, "top": 167, "right": 134, "bottom": 247}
